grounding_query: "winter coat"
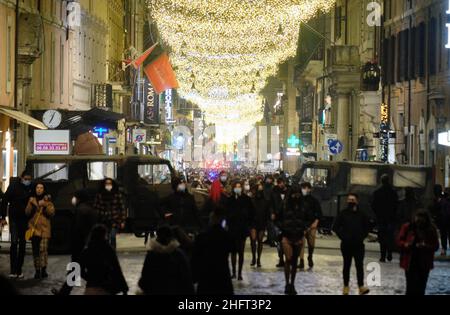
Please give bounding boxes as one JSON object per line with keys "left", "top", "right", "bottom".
{"left": 25, "top": 197, "right": 55, "bottom": 239}
{"left": 161, "top": 192, "right": 200, "bottom": 233}
{"left": 333, "top": 207, "right": 370, "bottom": 245}
{"left": 0, "top": 180, "right": 33, "bottom": 223}
{"left": 429, "top": 197, "right": 450, "bottom": 229}
{"left": 372, "top": 184, "right": 398, "bottom": 226}
{"left": 71, "top": 202, "right": 98, "bottom": 261}
{"left": 300, "top": 195, "right": 323, "bottom": 225}
{"left": 192, "top": 224, "right": 236, "bottom": 295}
{"left": 79, "top": 240, "right": 128, "bottom": 295}
{"left": 138, "top": 239, "right": 194, "bottom": 295}
{"left": 93, "top": 191, "right": 126, "bottom": 229}
{"left": 131, "top": 185, "right": 160, "bottom": 228}
{"left": 397, "top": 223, "right": 439, "bottom": 271}
{"left": 226, "top": 194, "right": 253, "bottom": 240}
{"left": 281, "top": 196, "right": 312, "bottom": 241}
{"left": 271, "top": 186, "right": 289, "bottom": 224}
{"left": 397, "top": 198, "right": 422, "bottom": 226}
{"left": 250, "top": 192, "right": 271, "bottom": 231}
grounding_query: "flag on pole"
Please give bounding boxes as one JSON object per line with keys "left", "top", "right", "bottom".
{"left": 144, "top": 52, "right": 179, "bottom": 94}
{"left": 131, "top": 43, "right": 158, "bottom": 69}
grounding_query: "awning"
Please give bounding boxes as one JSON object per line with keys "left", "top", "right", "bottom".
{"left": 0, "top": 107, "right": 47, "bottom": 130}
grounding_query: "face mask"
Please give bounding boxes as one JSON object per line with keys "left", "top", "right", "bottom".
{"left": 348, "top": 202, "right": 357, "bottom": 209}
{"left": 105, "top": 185, "right": 113, "bottom": 192}
{"left": 71, "top": 197, "right": 78, "bottom": 206}
{"left": 244, "top": 184, "right": 251, "bottom": 191}
{"left": 177, "top": 184, "right": 186, "bottom": 192}
{"left": 22, "top": 180, "right": 32, "bottom": 187}
{"left": 302, "top": 189, "right": 310, "bottom": 196}
{"left": 220, "top": 176, "right": 227, "bottom": 182}
{"left": 234, "top": 188, "right": 242, "bottom": 195}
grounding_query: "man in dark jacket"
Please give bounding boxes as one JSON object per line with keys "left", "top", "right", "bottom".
{"left": 299, "top": 182, "right": 323, "bottom": 270}
{"left": 0, "top": 171, "right": 33, "bottom": 278}
{"left": 271, "top": 178, "right": 289, "bottom": 267}
{"left": 192, "top": 210, "right": 236, "bottom": 295}
{"left": 372, "top": 174, "right": 398, "bottom": 262}
{"left": 161, "top": 177, "right": 200, "bottom": 235}
{"left": 429, "top": 185, "right": 450, "bottom": 256}
{"left": 333, "top": 193, "right": 370, "bottom": 295}
{"left": 138, "top": 225, "right": 194, "bottom": 295}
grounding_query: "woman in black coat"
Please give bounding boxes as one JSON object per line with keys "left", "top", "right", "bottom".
{"left": 250, "top": 183, "right": 270, "bottom": 268}
{"left": 79, "top": 225, "right": 128, "bottom": 295}
{"left": 138, "top": 225, "right": 194, "bottom": 295}
{"left": 226, "top": 181, "right": 253, "bottom": 280}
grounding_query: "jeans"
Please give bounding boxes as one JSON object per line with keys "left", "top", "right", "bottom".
{"left": 341, "top": 242, "right": 365, "bottom": 287}
{"left": 9, "top": 220, "right": 27, "bottom": 275}
{"left": 109, "top": 227, "right": 118, "bottom": 250}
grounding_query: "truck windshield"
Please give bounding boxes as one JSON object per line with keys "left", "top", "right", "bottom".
{"left": 34, "top": 163, "right": 68, "bottom": 181}
{"left": 138, "top": 164, "right": 172, "bottom": 185}
{"left": 301, "top": 168, "right": 329, "bottom": 188}
{"left": 88, "top": 162, "right": 117, "bottom": 180}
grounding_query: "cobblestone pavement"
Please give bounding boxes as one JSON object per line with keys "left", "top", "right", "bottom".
{"left": 1, "top": 236, "right": 450, "bottom": 295}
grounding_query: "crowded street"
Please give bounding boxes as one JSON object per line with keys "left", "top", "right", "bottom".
{"left": 2, "top": 235, "right": 450, "bottom": 296}
{"left": 2, "top": 0, "right": 450, "bottom": 301}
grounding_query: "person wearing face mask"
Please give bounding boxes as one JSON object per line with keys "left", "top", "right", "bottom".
{"left": 243, "top": 181, "right": 252, "bottom": 197}
{"left": 397, "top": 209, "right": 439, "bottom": 295}
{"left": 249, "top": 183, "right": 270, "bottom": 268}
{"left": 226, "top": 182, "right": 253, "bottom": 280}
{"left": 52, "top": 189, "right": 98, "bottom": 295}
{"left": 298, "top": 182, "right": 322, "bottom": 270}
{"left": 219, "top": 171, "right": 232, "bottom": 197}
{"left": 0, "top": 171, "right": 34, "bottom": 279}
{"left": 93, "top": 178, "right": 126, "bottom": 250}
{"left": 279, "top": 185, "right": 311, "bottom": 295}
{"left": 25, "top": 182, "right": 55, "bottom": 279}
{"left": 161, "top": 177, "right": 200, "bottom": 237}
{"left": 270, "top": 178, "right": 289, "bottom": 267}
{"left": 332, "top": 193, "right": 370, "bottom": 295}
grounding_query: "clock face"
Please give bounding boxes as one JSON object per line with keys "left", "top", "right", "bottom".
{"left": 42, "top": 110, "right": 62, "bottom": 129}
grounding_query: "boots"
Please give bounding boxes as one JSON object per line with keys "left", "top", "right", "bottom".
{"left": 308, "top": 248, "right": 314, "bottom": 268}
{"left": 41, "top": 267, "right": 49, "bottom": 279}
{"left": 359, "top": 287, "right": 370, "bottom": 295}
{"left": 34, "top": 269, "right": 41, "bottom": 280}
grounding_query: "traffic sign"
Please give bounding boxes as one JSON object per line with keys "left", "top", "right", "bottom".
{"left": 328, "top": 139, "right": 344, "bottom": 155}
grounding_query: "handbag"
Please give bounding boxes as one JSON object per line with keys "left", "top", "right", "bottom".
{"left": 25, "top": 209, "right": 42, "bottom": 241}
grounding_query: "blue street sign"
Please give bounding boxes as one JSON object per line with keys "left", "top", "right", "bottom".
{"left": 328, "top": 139, "right": 344, "bottom": 155}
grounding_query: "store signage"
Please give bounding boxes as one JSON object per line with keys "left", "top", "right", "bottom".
{"left": 34, "top": 130, "right": 70, "bottom": 155}
{"left": 380, "top": 103, "right": 390, "bottom": 162}
{"left": 446, "top": 0, "right": 450, "bottom": 48}
{"left": 287, "top": 134, "right": 301, "bottom": 148}
{"left": 286, "top": 148, "right": 301, "bottom": 156}
{"left": 132, "top": 129, "right": 147, "bottom": 143}
{"left": 93, "top": 127, "right": 109, "bottom": 138}
{"left": 165, "top": 89, "right": 175, "bottom": 124}
{"left": 92, "top": 84, "right": 113, "bottom": 108}
{"left": 143, "top": 79, "right": 160, "bottom": 125}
